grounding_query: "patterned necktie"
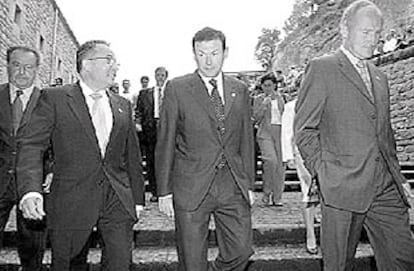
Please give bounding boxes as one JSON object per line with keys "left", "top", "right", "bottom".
{"left": 209, "top": 79, "right": 225, "bottom": 122}
{"left": 12, "top": 90, "right": 24, "bottom": 134}
{"left": 356, "top": 60, "right": 373, "bottom": 99}
{"left": 90, "top": 91, "right": 109, "bottom": 157}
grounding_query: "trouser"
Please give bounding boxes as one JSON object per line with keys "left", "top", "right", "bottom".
{"left": 174, "top": 165, "right": 253, "bottom": 271}
{"left": 0, "top": 181, "right": 46, "bottom": 271}
{"left": 321, "top": 159, "right": 414, "bottom": 271}
{"left": 258, "top": 125, "right": 285, "bottom": 202}
{"left": 143, "top": 140, "right": 157, "bottom": 195}
{"left": 50, "top": 181, "right": 135, "bottom": 271}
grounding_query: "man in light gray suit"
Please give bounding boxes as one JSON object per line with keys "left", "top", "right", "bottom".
{"left": 294, "top": 1, "right": 414, "bottom": 270}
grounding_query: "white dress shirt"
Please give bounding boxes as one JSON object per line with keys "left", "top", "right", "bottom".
{"left": 153, "top": 85, "right": 166, "bottom": 119}
{"left": 80, "top": 80, "right": 113, "bottom": 149}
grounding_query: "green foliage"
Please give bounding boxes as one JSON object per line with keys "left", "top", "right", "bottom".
{"left": 254, "top": 28, "right": 281, "bottom": 70}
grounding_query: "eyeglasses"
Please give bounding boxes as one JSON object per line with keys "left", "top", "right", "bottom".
{"left": 87, "top": 56, "right": 117, "bottom": 66}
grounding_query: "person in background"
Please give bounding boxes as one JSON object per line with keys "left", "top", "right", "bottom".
{"left": 253, "top": 73, "right": 285, "bottom": 206}
{"left": 294, "top": 1, "right": 414, "bottom": 270}
{"left": 155, "top": 27, "right": 255, "bottom": 271}
{"left": 139, "top": 75, "right": 150, "bottom": 90}
{"left": 282, "top": 87, "right": 319, "bottom": 255}
{"left": 135, "top": 67, "right": 168, "bottom": 203}
{"left": 120, "top": 78, "right": 138, "bottom": 109}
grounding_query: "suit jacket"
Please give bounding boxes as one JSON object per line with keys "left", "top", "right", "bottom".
{"left": 0, "top": 83, "right": 52, "bottom": 200}
{"left": 16, "top": 82, "right": 145, "bottom": 230}
{"left": 135, "top": 87, "right": 157, "bottom": 144}
{"left": 294, "top": 50, "right": 409, "bottom": 212}
{"left": 155, "top": 72, "right": 255, "bottom": 211}
{"left": 253, "top": 93, "right": 285, "bottom": 140}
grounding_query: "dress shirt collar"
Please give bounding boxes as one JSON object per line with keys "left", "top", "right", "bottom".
{"left": 340, "top": 46, "right": 363, "bottom": 67}
{"left": 79, "top": 80, "right": 107, "bottom": 98}
{"left": 9, "top": 83, "right": 34, "bottom": 104}
{"left": 198, "top": 71, "right": 223, "bottom": 91}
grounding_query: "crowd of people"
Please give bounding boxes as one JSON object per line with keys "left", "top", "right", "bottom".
{"left": 0, "top": 1, "right": 413, "bottom": 271}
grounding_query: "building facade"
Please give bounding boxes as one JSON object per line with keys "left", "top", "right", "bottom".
{"left": 0, "top": 0, "right": 79, "bottom": 87}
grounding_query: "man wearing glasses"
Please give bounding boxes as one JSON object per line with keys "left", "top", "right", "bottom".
{"left": 16, "top": 40, "right": 145, "bottom": 271}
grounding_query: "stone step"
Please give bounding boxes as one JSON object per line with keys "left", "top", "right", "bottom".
{"left": 0, "top": 243, "right": 377, "bottom": 271}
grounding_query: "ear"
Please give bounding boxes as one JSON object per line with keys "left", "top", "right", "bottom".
{"left": 340, "top": 23, "right": 348, "bottom": 41}
{"left": 224, "top": 47, "right": 229, "bottom": 59}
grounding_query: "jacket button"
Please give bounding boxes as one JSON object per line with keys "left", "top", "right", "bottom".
{"left": 11, "top": 151, "right": 17, "bottom": 155}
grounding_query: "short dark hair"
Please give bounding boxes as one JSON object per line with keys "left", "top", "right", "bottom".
{"left": 260, "top": 73, "right": 278, "bottom": 86}
{"left": 140, "top": 76, "right": 149, "bottom": 82}
{"left": 192, "top": 27, "right": 226, "bottom": 51}
{"left": 76, "top": 40, "right": 109, "bottom": 73}
{"left": 7, "top": 46, "right": 40, "bottom": 66}
{"left": 155, "top": 66, "right": 168, "bottom": 78}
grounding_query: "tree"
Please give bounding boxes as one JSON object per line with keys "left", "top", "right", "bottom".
{"left": 283, "top": 0, "right": 326, "bottom": 35}
{"left": 254, "top": 28, "right": 281, "bottom": 70}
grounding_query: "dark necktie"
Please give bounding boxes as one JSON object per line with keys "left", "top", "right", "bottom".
{"left": 12, "top": 90, "right": 24, "bottom": 134}
{"left": 209, "top": 79, "right": 225, "bottom": 122}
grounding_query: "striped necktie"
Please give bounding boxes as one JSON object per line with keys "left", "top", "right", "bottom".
{"left": 356, "top": 60, "right": 373, "bottom": 99}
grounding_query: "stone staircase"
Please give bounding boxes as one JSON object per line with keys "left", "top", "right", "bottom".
{"left": 1, "top": 190, "right": 413, "bottom": 270}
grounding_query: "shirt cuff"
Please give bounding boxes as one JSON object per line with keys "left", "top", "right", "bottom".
{"left": 159, "top": 194, "right": 173, "bottom": 200}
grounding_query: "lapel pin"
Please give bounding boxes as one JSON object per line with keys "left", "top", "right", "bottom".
{"left": 375, "top": 76, "right": 380, "bottom": 80}
{"left": 231, "top": 92, "right": 236, "bottom": 97}
{"left": 118, "top": 108, "right": 123, "bottom": 113}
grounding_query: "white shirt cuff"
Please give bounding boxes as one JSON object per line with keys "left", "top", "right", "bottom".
{"left": 159, "top": 194, "right": 172, "bottom": 200}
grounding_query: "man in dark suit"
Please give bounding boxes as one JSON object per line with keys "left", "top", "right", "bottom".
{"left": 135, "top": 67, "right": 168, "bottom": 202}
{"left": 156, "top": 27, "right": 255, "bottom": 271}
{"left": 294, "top": 1, "right": 414, "bottom": 270}
{"left": 0, "top": 46, "right": 49, "bottom": 271}
{"left": 16, "top": 40, "right": 145, "bottom": 271}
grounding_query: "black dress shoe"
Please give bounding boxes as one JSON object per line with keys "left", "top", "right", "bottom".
{"left": 149, "top": 196, "right": 158, "bottom": 202}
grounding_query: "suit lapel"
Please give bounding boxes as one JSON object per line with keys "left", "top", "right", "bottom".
{"left": 0, "top": 84, "right": 12, "bottom": 136}
{"left": 106, "top": 91, "right": 123, "bottom": 153}
{"left": 367, "top": 63, "right": 384, "bottom": 104}
{"left": 190, "top": 73, "right": 218, "bottom": 123}
{"left": 336, "top": 51, "right": 374, "bottom": 105}
{"left": 66, "top": 82, "right": 100, "bottom": 152}
{"left": 18, "top": 87, "right": 41, "bottom": 132}
{"left": 223, "top": 75, "right": 236, "bottom": 118}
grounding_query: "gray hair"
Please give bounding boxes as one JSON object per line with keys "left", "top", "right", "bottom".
{"left": 76, "top": 40, "right": 109, "bottom": 73}
{"left": 339, "top": 0, "right": 383, "bottom": 39}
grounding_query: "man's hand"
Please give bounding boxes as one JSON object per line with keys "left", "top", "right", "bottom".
{"left": 135, "top": 205, "right": 144, "bottom": 219}
{"left": 19, "top": 196, "right": 45, "bottom": 220}
{"left": 248, "top": 190, "right": 255, "bottom": 206}
{"left": 158, "top": 194, "right": 174, "bottom": 217}
{"left": 402, "top": 183, "right": 413, "bottom": 198}
{"left": 43, "top": 173, "right": 53, "bottom": 193}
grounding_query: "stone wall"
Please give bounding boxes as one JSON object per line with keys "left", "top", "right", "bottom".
{"left": 0, "top": 0, "right": 79, "bottom": 87}
{"left": 273, "top": 0, "right": 414, "bottom": 73}
{"left": 374, "top": 46, "right": 414, "bottom": 165}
